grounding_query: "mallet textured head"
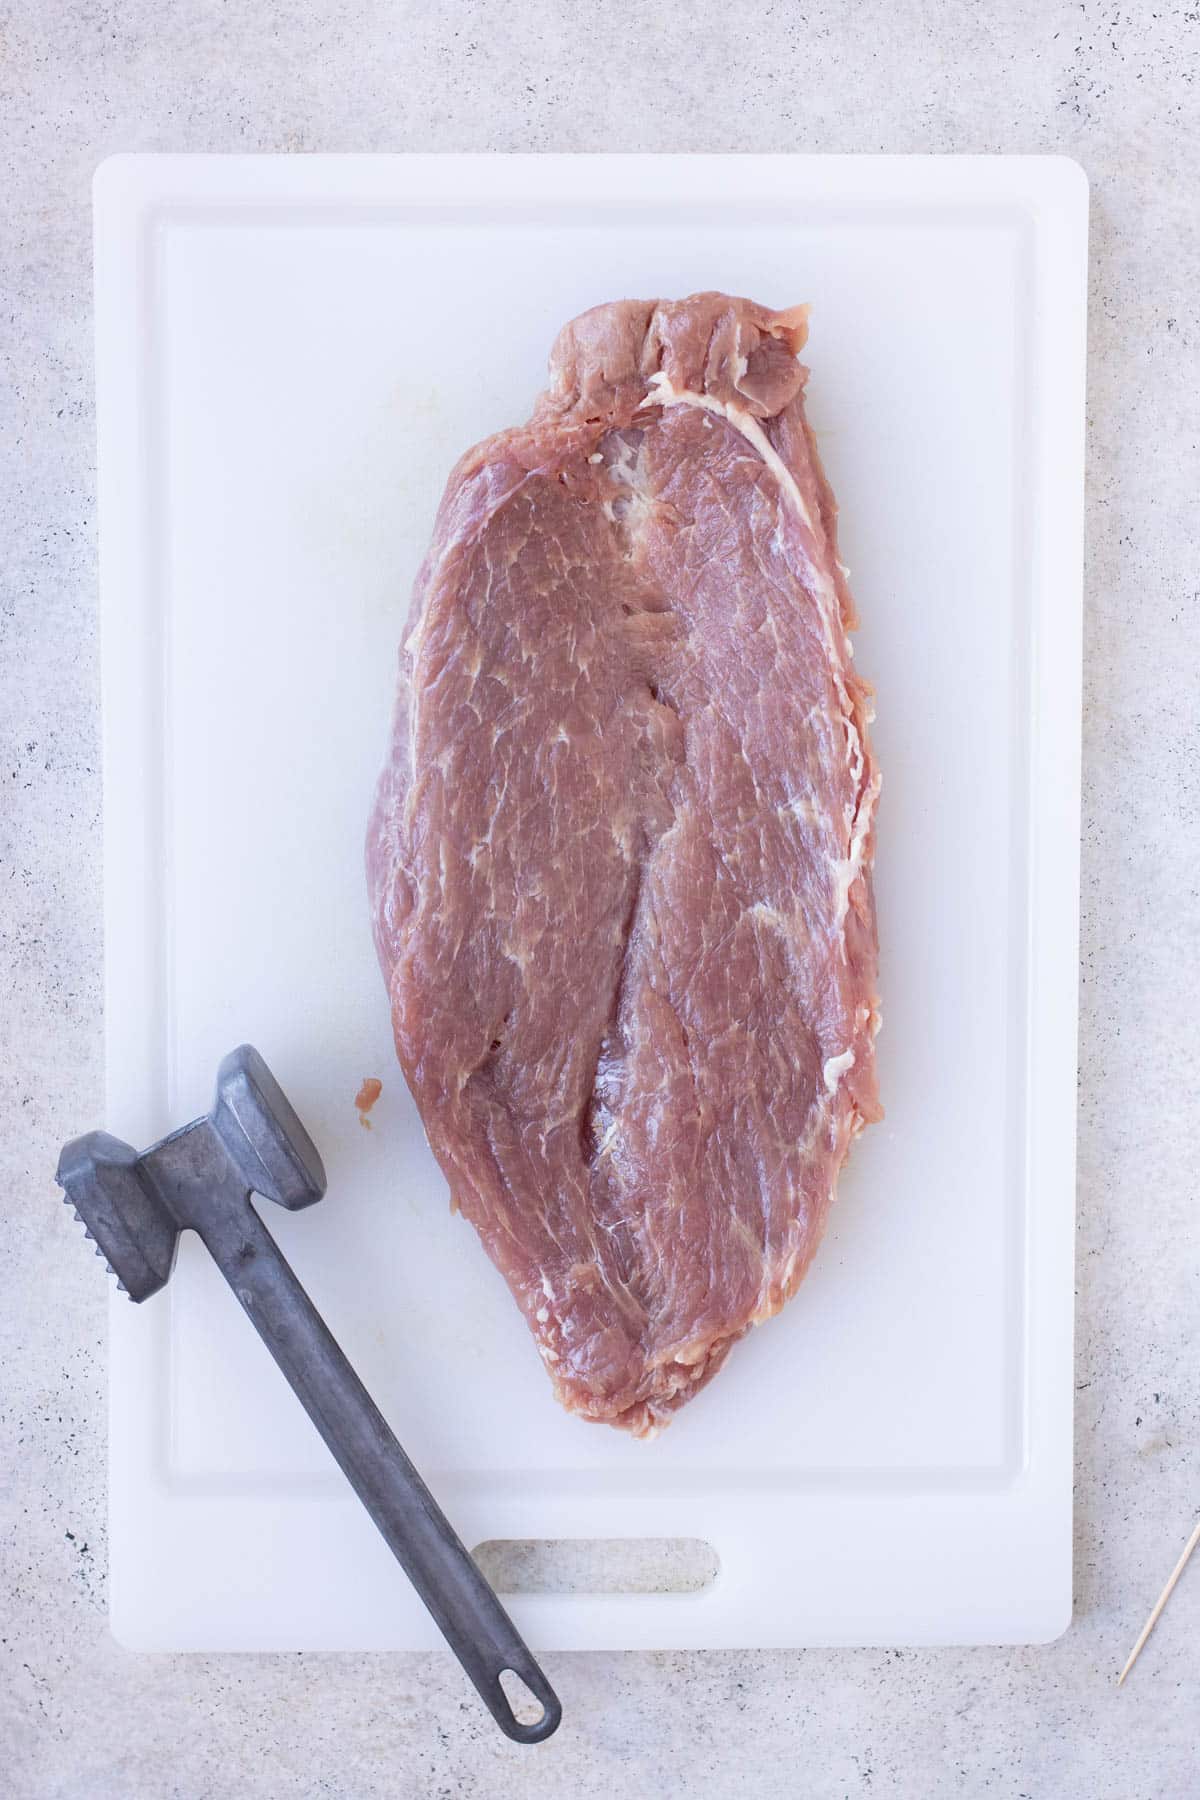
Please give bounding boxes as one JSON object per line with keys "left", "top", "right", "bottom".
{"left": 55, "top": 1130, "right": 180, "bottom": 1301}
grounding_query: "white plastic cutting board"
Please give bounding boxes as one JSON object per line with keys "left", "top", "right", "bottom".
{"left": 95, "top": 153, "right": 1086, "bottom": 1651}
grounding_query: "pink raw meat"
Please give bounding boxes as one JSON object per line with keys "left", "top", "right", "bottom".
{"left": 368, "top": 293, "right": 881, "bottom": 1435}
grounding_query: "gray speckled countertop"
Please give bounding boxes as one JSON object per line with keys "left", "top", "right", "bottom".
{"left": 2, "top": 3, "right": 1198, "bottom": 1795}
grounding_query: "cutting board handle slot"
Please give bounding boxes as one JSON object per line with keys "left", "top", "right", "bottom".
{"left": 472, "top": 1536, "right": 720, "bottom": 1596}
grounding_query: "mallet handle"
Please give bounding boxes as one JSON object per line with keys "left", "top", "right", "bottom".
{"left": 196, "top": 1193, "right": 561, "bottom": 1745}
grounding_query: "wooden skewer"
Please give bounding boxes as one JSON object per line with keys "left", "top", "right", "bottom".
{"left": 1117, "top": 1517, "right": 1200, "bottom": 1686}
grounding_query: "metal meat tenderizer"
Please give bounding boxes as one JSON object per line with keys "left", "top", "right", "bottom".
{"left": 56, "top": 1044, "right": 561, "bottom": 1744}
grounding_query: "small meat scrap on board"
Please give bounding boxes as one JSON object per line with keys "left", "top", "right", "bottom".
{"left": 368, "top": 293, "right": 881, "bottom": 1435}
{"left": 355, "top": 1077, "right": 383, "bottom": 1128}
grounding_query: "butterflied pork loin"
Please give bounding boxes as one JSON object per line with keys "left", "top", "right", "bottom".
{"left": 368, "top": 292, "right": 881, "bottom": 1436}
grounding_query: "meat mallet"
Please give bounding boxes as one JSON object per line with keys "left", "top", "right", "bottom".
{"left": 56, "top": 1043, "right": 561, "bottom": 1744}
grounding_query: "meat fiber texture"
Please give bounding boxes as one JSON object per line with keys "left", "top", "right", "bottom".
{"left": 368, "top": 293, "right": 881, "bottom": 1437}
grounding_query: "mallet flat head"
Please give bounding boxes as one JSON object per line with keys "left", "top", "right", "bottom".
{"left": 211, "top": 1044, "right": 326, "bottom": 1213}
